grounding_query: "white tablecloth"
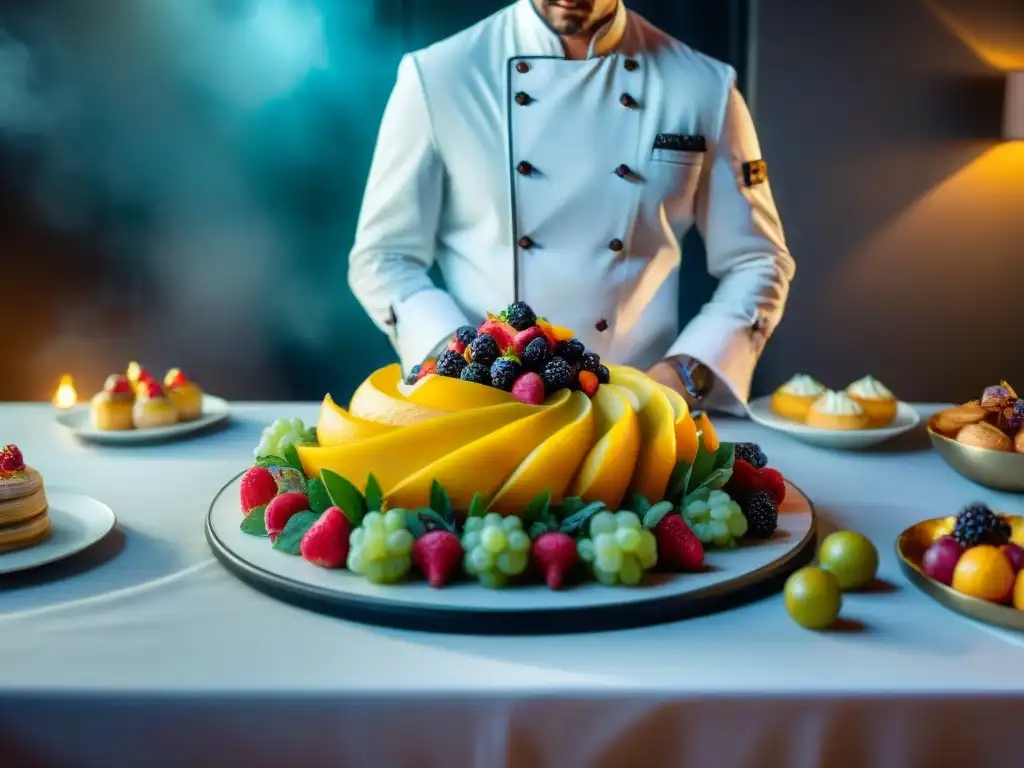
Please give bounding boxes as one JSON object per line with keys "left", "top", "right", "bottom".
{"left": 2, "top": 402, "right": 1023, "bottom": 767}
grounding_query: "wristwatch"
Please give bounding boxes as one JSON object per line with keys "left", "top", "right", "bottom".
{"left": 673, "top": 356, "right": 713, "bottom": 404}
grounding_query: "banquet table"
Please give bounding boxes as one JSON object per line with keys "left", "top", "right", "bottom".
{"left": 2, "top": 401, "right": 1023, "bottom": 768}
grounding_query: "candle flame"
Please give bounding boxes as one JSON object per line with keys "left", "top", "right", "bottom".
{"left": 52, "top": 375, "right": 78, "bottom": 409}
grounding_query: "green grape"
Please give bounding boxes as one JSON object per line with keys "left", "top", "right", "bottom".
{"left": 346, "top": 515, "right": 412, "bottom": 584}
{"left": 619, "top": 555, "right": 643, "bottom": 586}
{"left": 591, "top": 511, "right": 617, "bottom": 536}
{"left": 483, "top": 513, "right": 503, "bottom": 527}
{"left": 614, "top": 511, "right": 642, "bottom": 530}
{"left": 683, "top": 490, "right": 746, "bottom": 548}
{"left": 507, "top": 530, "right": 530, "bottom": 552}
{"left": 461, "top": 514, "right": 529, "bottom": 587}
{"left": 496, "top": 551, "right": 528, "bottom": 575}
{"left": 384, "top": 508, "right": 407, "bottom": 532}
{"left": 462, "top": 531, "right": 482, "bottom": 551}
{"left": 577, "top": 538, "right": 596, "bottom": 563}
{"left": 464, "top": 517, "right": 484, "bottom": 533}
{"left": 615, "top": 528, "right": 641, "bottom": 553}
{"left": 481, "top": 527, "right": 507, "bottom": 554}
{"left": 502, "top": 516, "right": 523, "bottom": 532}
{"left": 387, "top": 529, "right": 413, "bottom": 556}
{"left": 581, "top": 510, "right": 656, "bottom": 586}
{"left": 595, "top": 547, "right": 623, "bottom": 574}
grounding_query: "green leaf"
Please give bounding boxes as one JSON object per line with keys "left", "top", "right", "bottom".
{"left": 667, "top": 461, "right": 694, "bottom": 502}
{"left": 364, "top": 474, "right": 383, "bottom": 514}
{"left": 467, "top": 492, "right": 488, "bottom": 519}
{"left": 320, "top": 469, "right": 366, "bottom": 527}
{"left": 686, "top": 432, "right": 718, "bottom": 495}
{"left": 306, "top": 477, "right": 332, "bottom": 515}
{"left": 642, "top": 501, "right": 675, "bottom": 530}
{"left": 528, "top": 520, "right": 550, "bottom": 540}
{"left": 429, "top": 480, "right": 454, "bottom": 525}
{"left": 713, "top": 441, "right": 736, "bottom": 473}
{"left": 283, "top": 442, "right": 306, "bottom": 474}
{"left": 240, "top": 505, "right": 269, "bottom": 536}
{"left": 624, "top": 493, "right": 651, "bottom": 516}
{"left": 414, "top": 507, "right": 453, "bottom": 533}
{"left": 406, "top": 512, "right": 428, "bottom": 539}
{"left": 683, "top": 487, "right": 712, "bottom": 508}
{"left": 559, "top": 501, "right": 606, "bottom": 536}
{"left": 521, "top": 490, "right": 552, "bottom": 526}
{"left": 272, "top": 510, "right": 318, "bottom": 554}
{"left": 254, "top": 455, "right": 288, "bottom": 469}
{"left": 696, "top": 468, "right": 733, "bottom": 492}
{"left": 554, "top": 496, "right": 585, "bottom": 521}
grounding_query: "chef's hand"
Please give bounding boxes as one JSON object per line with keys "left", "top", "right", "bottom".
{"left": 646, "top": 361, "right": 699, "bottom": 409}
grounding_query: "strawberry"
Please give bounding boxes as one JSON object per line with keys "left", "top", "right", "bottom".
{"left": 103, "top": 374, "right": 133, "bottom": 396}
{"left": 577, "top": 370, "right": 599, "bottom": 397}
{"left": 726, "top": 459, "right": 786, "bottom": 506}
{"left": 411, "top": 530, "right": 463, "bottom": 587}
{"left": 511, "top": 372, "right": 545, "bottom": 405}
{"left": 532, "top": 532, "right": 578, "bottom": 589}
{"left": 447, "top": 338, "right": 467, "bottom": 354}
{"left": 300, "top": 506, "right": 350, "bottom": 568}
{"left": 652, "top": 513, "right": 704, "bottom": 572}
{"left": 164, "top": 367, "right": 189, "bottom": 389}
{"left": 240, "top": 466, "right": 278, "bottom": 514}
{"left": 477, "top": 319, "right": 515, "bottom": 352}
{"left": 139, "top": 378, "right": 164, "bottom": 399}
{"left": 511, "top": 326, "right": 546, "bottom": 357}
{"left": 417, "top": 359, "right": 436, "bottom": 380}
{"left": 265, "top": 491, "right": 310, "bottom": 541}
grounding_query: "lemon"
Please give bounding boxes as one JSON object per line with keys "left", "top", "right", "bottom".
{"left": 349, "top": 365, "right": 449, "bottom": 426}
{"left": 784, "top": 567, "right": 842, "bottom": 629}
{"left": 951, "top": 545, "right": 1015, "bottom": 602}
{"left": 657, "top": 383, "right": 701, "bottom": 465}
{"left": 818, "top": 531, "right": 879, "bottom": 590}
{"left": 316, "top": 393, "right": 396, "bottom": 447}
{"left": 567, "top": 385, "right": 641, "bottom": 509}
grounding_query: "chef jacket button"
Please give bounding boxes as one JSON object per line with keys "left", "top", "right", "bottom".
{"left": 517, "top": 161, "right": 534, "bottom": 176}
{"left": 609, "top": 239, "right": 624, "bottom": 252}
{"left": 517, "top": 236, "right": 534, "bottom": 249}
{"left": 624, "top": 59, "right": 639, "bottom": 72}
{"left": 385, "top": 307, "right": 397, "bottom": 327}
{"left": 595, "top": 318, "right": 609, "bottom": 332}
{"left": 516, "top": 61, "right": 530, "bottom": 73}
{"left": 615, "top": 164, "right": 632, "bottom": 178}
{"left": 514, "top": 91, "right": 531, "bottom": 105}
{"left": 619, "top": 93, "right": 637, "bottom": 108}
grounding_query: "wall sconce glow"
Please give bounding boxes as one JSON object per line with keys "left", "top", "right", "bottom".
{"left": 1006, "top": 71, "right": 1024, "bottom": 141}
{"left": 52, "top": 375, "right": 78, "bottom": 409}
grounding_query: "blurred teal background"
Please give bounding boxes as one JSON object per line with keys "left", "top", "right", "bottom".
{"left": 0, "top": 0, "right": 747, "bottom": 403}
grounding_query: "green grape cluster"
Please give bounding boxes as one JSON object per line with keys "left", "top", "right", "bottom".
{"left": 682, "top": 489, "right": 747, "bottom": 547}
{"left": 347, "top": 510, "right": 414, "bottom": 583}
{"left": 461, "top": 513, "right": 531, "bottom": 588}
{"left": 254, "top": 418, "right": 316, "bottom": 459}
{"left": 577, "top": 510, "right": 657, "bottom": 586}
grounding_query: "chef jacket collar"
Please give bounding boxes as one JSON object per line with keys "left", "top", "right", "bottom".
{"left": 516, "top": 0, "right": 628, "bottom": 59}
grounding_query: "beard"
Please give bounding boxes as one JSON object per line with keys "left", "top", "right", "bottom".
{"left": 539, "top": 0, "right": 595, "bottom": 35}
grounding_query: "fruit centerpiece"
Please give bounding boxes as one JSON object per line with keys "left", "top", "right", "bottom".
{"left": 225, "top": 302, "right": 808, "bottom": 598}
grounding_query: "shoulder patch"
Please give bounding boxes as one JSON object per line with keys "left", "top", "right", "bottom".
{"left": 742, "top": 159, "right": 767, "bottom": 187}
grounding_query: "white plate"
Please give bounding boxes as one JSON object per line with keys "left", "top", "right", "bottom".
{"left": 56, "top": 395, "right": 230, "bottom": 444}
{"left": 747, "top": 396, "right": 921, "bottom": 450}
{"left": 0, "top": 492, "right": 116, "bottom": 574}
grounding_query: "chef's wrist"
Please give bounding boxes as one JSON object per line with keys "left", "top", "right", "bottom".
{"left": 667, "top": 354, "right": 715, "bottom": 408}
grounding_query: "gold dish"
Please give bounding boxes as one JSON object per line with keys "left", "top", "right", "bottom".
{"left": 896, "top": 515, "right": 1024, "bottom": 632}
{"left": 927, "top": 421, "right": 1024, "bottom": 493}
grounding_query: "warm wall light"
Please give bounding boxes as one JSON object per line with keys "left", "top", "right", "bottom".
{"left": 1006, "top": 71, "right": 1024, "bottom": 140}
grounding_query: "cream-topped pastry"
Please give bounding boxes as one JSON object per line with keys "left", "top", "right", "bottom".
{"left": 806, "top": 390, "right": 871, "bottom": 430}
{"left": 132, "top": 379, "right": 179, "bottom": 429}
{"left": 771, "top": 374, "right": 826, "bottom": 422}
{"left": 845, "top": 376, "right": 897, "bottom": 427}
{"left": 164, "top": 368, "right": 203, "bottom": 421}
{"left": 91, "top": 373, "right": 136, "bottom": 431}
{"left": 0, "top": 445, "right": 51, "bottom": 554}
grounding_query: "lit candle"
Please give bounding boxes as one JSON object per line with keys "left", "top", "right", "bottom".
{"left": 52, "top": 374, "right": 78, "bottom": 409}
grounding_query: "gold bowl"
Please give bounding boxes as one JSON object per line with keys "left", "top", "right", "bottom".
{"left": 927, "top": 420, "right": 1024, "bottom": 493}
{"left": 896, "top": 515, "right": 1024, "bottom": 631}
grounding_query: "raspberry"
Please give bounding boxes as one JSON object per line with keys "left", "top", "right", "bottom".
{"left": 542, "top": 357, "right": 573, "bottom": 392}
{"left": 580, "top": 352, "right": 602, "bottom": 373}
{"left": 436, "top": 349, "right": 467, "bottom": 378}
{"left": 0, "top": 444, "right": 25, "bottom": 474}
{"left": 455, "top": 325, "right": 478, "bottom": 346}
{"left": 504, "top": 301, "right": 537, "bottom": 331}
{"left": 490, "top": 357, "right": 521, "bottom": 391}
{"left": 735, "top": 442, "right": 768, "bottom": 470}
{"left": 652, "top": 513, "right": 704, "bottom": 571}
{"left": 460, "top": 362, "right": 491, "bottom": 386}
{"left": 553, "top": 338, "right": 585, "bottom": 362}
{"left": 595, "top": 364, "right": 610, "bottom": 384}
{"left": 742, "top": 492, "right": 778, "bottom": 539}
{"left": 469, "top": 333, "right": 501, "bottom": 366}
{"left": 725, "top": 460, "right": 786, "bottom": 506}
{"left": 757, "top": 468, "right": 786, "bottom": 506}
{"left": 521, "top": 337, "right": 550, "bottom": 370}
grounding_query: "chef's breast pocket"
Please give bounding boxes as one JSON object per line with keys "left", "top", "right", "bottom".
{"left": 647, "top": 148, "right": 705, "bottom": 221}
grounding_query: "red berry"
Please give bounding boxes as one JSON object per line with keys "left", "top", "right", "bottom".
{"left": 577, "top": 370, "right": 599, "bottom": 397}
{"left": 239, "top": 466, "right": 278, "bottom": 514}
{"left": 265, "top": 492, "right": 311, "bottom": 541}
{"left": 164, "top": 368, "right": 189, "bottom": 389}
{"left": 417, "top": 359, "right": 437, "bottom": 380}
{"left": 510, "top": 372, "right": 545, "bottom": 405}
{"left": 447, "top": 339, "right": 467, "bottom": 354}
{"left": 104, "top": 374, "right": 133, "bottom": 396}
{"left": 478, "top": 319, "right": 515, "bottom": 352}
{"left": 139, "top": 378, "right": 164, "bottom": 399}
{"left": 300, "top": 506, "right": 351, "bottom": 568}
{"left": 532, "top": 532, "right": 578, "bottom": 589}
{"left": 652, "top": 514, "right": 704, "bottom": 572}
{"left": 411, "top": 530, "right": 463, "bottom": 588}
{"left": 0, "top": 445, "right": 25, "bottom": 474}
{"left": 511, "top": 326, "right": 546, "bottom": 357}
{"left": 758, "top": 468, "right": 787, "bottom": 505}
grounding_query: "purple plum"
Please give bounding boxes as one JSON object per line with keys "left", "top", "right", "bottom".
{"left": 922, "top": 536, "right": 964, "bottom": 586}
{"left": 1002, "top": 543, "right": 1024, "bottom": 575}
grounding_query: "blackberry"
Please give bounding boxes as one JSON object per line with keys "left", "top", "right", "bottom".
{"left": 952, "top": 503, "right": 1011, "bottom": 548}
{"left": 595, "top": 364, "right": 610, "bottom": 384}
{"left": 436, "top": 350, "right": 467, "bottom": 378}
{"left": 553, "top": 338, "right": 585, "bottom": 362}
{"left": 735, "top": 442, "right": 768, "bottom": 470}
{"left": 504, "top": 301, "right": 537, "bottom": 332}
{"left": 455, "top": 325, "right": 478, "bottom": 346}
{"left": 469, "top": 333, "right": 500, "bottom": 366}
{"left": 522, "top": 337, "right": 550, "bottom": 370}
{"left": 460, "top": 362, "right": 491, "bottom": 386}
{"left": 541, "top": 357, "right": 573, "bottom": 392}
{"left": 742, "top": 492, "right": 778, "bottom": 539}
{"left": 490, "top": 358, "right": 521, "bottom": 391}
{"left": 405, "top": 364, "right": 421, "bottom": 385}
{"left": 580, "top": 352, "right": 602, "bottom": 373}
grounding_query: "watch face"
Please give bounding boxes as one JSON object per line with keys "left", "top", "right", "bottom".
{"left": 680, "top": 361, "right": 712, "bottom": 401}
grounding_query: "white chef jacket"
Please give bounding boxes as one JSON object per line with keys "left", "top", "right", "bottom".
{"left": 349, "top": 0, "right": 794, "bottom": 412}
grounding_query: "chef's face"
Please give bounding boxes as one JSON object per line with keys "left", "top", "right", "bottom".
{"left": 534, "top": 0, "right": 617, "bottom": 36}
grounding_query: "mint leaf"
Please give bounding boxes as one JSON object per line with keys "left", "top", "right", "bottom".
{"left": 272, "top": 510, "right": 318, "bottom": 554}
{"left": 365, "top": 474, "right": 383, "bottom": 514}
{"left": 254, "top": 455, "right": 288, "bottom": 469}
{"left": 697, "top": 468, "right": 732, "bottom": 492}
{"left": 554, "top": 496, "right": 585, "bottom": 521}
{"left": 240, "top": 505, "right": 268, "bottom": 536}
{"left": 686, "top": 432, "right": 717, "bottom": 495}
{"left": 667, "top": 461, "right": 694, "bottom": 502}
{"left": 467, "top": 492, "right": 488, "bottom": 519}
{"left": 282, "top": 442, "right": 304, "bottom": 474}
{"left": 528, "top": 520, "right": 551, "bottom": 540}
{"left": 642, "top": 501, "right": 675, "bottom": 530}
{"left": 521, "top": 490, "right": 551, "bottom": 526}
{"left": 624, "top": 493, "right": 651, "bottom": 516}
{"left": 713, "top": 441, "right": 736, "bottom": 473}
{"left": 320, "top": 469, "right": 366, "bottom": 527}
{"left": 559, "top": 501, "right": 606, "bottom": 536}
{"left": 415, "top": 507, "right": 453, "bottom": 533}
{"left": 407, "top": 512, "right": 428, "bottom": 539}
{"left": 306, "top": 477, "right": 332, "bottom": 515}
{"left": 429, "top": 480, "right": 454, "bottom": 526}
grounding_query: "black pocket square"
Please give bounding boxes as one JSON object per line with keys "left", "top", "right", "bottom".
{"left": 654, "top": 133, "right": 706, "bottom": 152}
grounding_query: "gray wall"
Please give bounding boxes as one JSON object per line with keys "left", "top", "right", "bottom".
{"left": 752, "top": 0, "right": 1024, "bottom": 403}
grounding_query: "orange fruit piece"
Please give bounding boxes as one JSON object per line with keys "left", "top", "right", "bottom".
{"left": 951, "top": 545, "right": 1016, "bottom": 602}
{"left": 694, "top": 411, "right": 719, "bottom": 453}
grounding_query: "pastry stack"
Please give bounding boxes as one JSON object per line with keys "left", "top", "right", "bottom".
{"left": 0, "top": 445, "right": 51, "bottom": 553}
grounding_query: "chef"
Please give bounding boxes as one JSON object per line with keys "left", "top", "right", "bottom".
{"left": 349, "top": 0, "right": 794, "bottom": 414}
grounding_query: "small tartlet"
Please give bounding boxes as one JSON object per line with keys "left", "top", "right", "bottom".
{"left": 770, "top": 374, "right": 899, "bottom": 430}
{"left": 89, "top": 363, "right": 205, "bottom": 431}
